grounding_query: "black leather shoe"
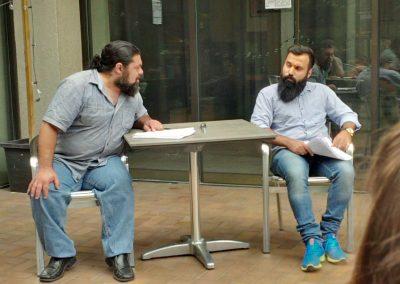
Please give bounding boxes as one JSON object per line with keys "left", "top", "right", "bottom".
{"left": 105, "top": 254, "right": 134, "bottom": 282}
{"left": 39, "top": 256, "right": 76, "bottom": 282}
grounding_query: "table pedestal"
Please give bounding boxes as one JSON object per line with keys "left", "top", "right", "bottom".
{"left": 141, "top": 147, "right": 249, "bottom": 269}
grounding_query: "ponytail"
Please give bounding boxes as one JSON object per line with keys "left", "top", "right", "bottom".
{"left": 90, "top": 54, "right": 103, "bottom": 71}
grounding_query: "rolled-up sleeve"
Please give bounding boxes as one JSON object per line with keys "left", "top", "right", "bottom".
{"left": 251, "top": 89, "right": 273, "bottom": 128}
{"left": 324, "top": 88, "right": 361, "bottom": 131}
{"left": 43, "top": 80, "right": 83, "bottom": 132}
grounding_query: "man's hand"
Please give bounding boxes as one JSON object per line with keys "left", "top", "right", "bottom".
{"left": 27, "top": 167, "right": 60, "bottom": 199}
{"left": 332, "top": 130, "right": 352, "bottom": 152}
{"left": 328, "top": 84, "right": 337, "bottom": 91}
{"left": 143, "top": 119, "right": 163, "bottom": 132}
{"left": 287, "top": 140, "right": 314, "bottom": 156}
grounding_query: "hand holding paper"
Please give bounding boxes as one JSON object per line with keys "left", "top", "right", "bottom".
{"left": 305, "top": 137, "right": 352, "bottom": 160}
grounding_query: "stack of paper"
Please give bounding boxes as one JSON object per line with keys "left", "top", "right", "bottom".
{"left": 132, "top": 127, "right": 196, "bottom": 139}
{"left": 305, "top": 137, "right": 352, "bottom": 160}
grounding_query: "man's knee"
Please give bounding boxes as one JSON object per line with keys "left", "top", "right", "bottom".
{"left": 272, "top": 150, "right": 308, "bottom": 181}
{"left": 107, "top": 169, "right": 133, "bottom": 191}
{"left": 335, "top": 162, "right": 355, "bottom": 183}
{"left": 284, "top": 167, "right": 308, "bottom": 183}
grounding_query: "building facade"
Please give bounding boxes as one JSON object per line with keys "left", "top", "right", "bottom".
{"left": 0, "top": 0, "right": 399, "bottom": 189}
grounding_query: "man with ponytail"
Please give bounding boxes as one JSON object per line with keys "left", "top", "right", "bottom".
{"left": 28, "top": 40, "right": 162, "bottom": 282}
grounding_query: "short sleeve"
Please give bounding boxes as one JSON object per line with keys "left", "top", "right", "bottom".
{"left": 43, "top": 80, "right": 83, "bottom": 132}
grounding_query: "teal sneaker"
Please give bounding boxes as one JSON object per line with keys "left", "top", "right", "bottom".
{"left": 324, "top": 234, "right": 347, "bottom": 263}
{"left": 301, "top": 238, "right": 325, "bottom": 272}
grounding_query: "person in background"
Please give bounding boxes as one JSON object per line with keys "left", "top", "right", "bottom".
{"left": 311, "top": 40, "right": 345, "bottom": 89}
{"left": 351, "top": 122, "right": 400, "bottom": 284}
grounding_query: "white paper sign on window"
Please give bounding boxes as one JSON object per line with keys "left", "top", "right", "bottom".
{"left": 265, "top": 0, "right": 292, "bottom": 10}
{"left": 152, "top": 0, "right": 162, "bottom": 25}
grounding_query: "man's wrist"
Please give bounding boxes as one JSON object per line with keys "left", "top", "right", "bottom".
{"left": 343, "top": 127, "right": 355, "bottom": 137}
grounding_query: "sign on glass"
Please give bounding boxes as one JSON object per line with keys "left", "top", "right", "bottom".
{"left": 265, "top": 0, "right": 292, "bottom": 10}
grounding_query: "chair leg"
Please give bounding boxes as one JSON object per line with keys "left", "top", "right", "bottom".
{"left": 276, "top": 194, "right": 283, "bottom": 231}
{"left": 128, "top": 250, "right": 135, "bottom": 268}
{"left": 35, "top": 228, "right": 45, "bottom": 276}
{"left": 261, "top": 143, "right": 270, "bottom": 254}
{"left": 346, "top": 192, "right": 355, "bottom": 253}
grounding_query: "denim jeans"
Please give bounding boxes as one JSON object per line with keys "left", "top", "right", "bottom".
{"left": 271, "top": 149, "right": 354, "bottom": 243}
{"left": 31, "top": 156, "right": 134, "bottom": 258}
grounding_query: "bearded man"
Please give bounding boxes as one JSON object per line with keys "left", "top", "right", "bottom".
{"left": 29, "top": 41, "right": 163, "bottom": 282}
{"left": 251, "top": 45, "right": 361, "bottom": 272}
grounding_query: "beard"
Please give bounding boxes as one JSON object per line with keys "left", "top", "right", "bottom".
{"left": 115, "top": 72, "right": 140, "bottom": 97}
{"left": 278, "top": 75, "right": 308, "bottom": 103}
{"left": 320, "top": 58, "right": 332, "bottom": 71}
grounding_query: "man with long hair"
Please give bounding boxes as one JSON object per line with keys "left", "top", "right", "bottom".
{"left": 251, "top": 45, "right": 361, "bottom": 272}
{"left": 28, "top": 40, "right": 163, "bottom": 282}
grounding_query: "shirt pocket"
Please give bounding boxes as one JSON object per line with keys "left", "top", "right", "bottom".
{"left": 308, "top": 110, "right": 326, "bottom": 127}
{"left": 273, "top": 103, "right": 299, "bottom": 127}
{"left": 78, "top": 106, "right": 112, "bottom": 128}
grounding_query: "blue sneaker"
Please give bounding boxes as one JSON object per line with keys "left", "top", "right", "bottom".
{"left": 324, "top": 234, "right": 347, "bottom": 263}
{"left": 301, "top": 238, "right": 325, "bottom": 272}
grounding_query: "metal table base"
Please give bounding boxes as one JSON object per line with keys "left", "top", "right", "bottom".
{"left": 142, "top": 236, "right": 249, "bottom": 269}
{"left": 141, "top": 147, "right": 250, "bottom": 269}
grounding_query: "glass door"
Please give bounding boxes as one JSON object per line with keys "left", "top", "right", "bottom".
{"left": 197, "top": 1, "right": 290, "bottom": 184}
{"left": 85, "top": 0, "right": 289, "bottom": 185}
{"left": 0, "top": 4, "right": 18, "bottom": 186}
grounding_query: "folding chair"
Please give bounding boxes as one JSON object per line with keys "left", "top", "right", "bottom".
{"left": 30, "top": 136, "right": 135, "bottom": 275}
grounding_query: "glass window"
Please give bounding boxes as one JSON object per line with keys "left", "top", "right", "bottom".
{"left": 298, "top": 0, "right": 372, "bottom": 184}
{"left": 84, "top": 1, "right": 395, "bottom": 187}
{"left": 87, "top": 0, "right": 286, "bottom": 184}
{"left": 0, "top": 5, "right": 15, "bottom": 185}
{"left": 378, "top": 1, "right": 400, "bottom": 132}
{"left": 197, "top": 1, "right": 284, "bottom": 184}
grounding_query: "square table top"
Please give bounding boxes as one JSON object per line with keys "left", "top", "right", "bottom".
{"left": 124, "top": 119, "right": 275, "bottom": 148}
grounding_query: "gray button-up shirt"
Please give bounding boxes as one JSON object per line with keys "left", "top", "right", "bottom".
{"left": 251, "top": 82, "right": 361, "bottom": 151}
{"left": 43, "top": 69, "right": 148, "bottom": 181}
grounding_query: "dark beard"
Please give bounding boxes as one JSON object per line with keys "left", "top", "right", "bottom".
{"left": 320, "top": 60, "right": 332, "bottom": 72}
{"left": 115, "top": 75, "right": 140, "bottom": 97}
{"left": 278, "top": 75, "right": 307, "bottom": 103}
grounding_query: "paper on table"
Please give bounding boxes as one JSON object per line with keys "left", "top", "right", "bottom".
{"left": 305, "top": 137, "right": 352, "bottom": 160}
{"left": 132, "top": 127, "right": 196, "bottom": 139}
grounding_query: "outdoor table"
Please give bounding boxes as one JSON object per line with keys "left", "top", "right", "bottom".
{"left": 124, "top": 119, "right": 275, "bottom": 269}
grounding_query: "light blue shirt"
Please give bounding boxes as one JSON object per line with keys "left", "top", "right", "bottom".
{"left": 251, "top": 82, "right": 361, "bottom": 148}
{"left": 43, "top": 69, "right": 148, "bottom": 181}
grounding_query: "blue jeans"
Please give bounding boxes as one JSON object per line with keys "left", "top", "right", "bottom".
{"left": 31, "top": 156, "right": 134, "bottom": 258}
{"left": 271, "top": 149, "right": 354, "bottom": 243}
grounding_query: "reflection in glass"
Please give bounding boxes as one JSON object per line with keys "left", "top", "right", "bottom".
{"left": 298, "top": 0, "right": 372, "bottom": 184}
{"left": 86, "top": 1, "right": 399, "bottom": 187}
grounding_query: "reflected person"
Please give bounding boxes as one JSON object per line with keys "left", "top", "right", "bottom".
{"left": 311, "top": 40, "right": 345, "bottom": 89}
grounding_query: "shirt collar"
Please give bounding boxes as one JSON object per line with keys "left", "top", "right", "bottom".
{"left": 89, "top": 69, "right": 129, "bottom": 109}
{"left": 303, "top": 81, "right": 316, "bottom": 93}
{"left": 89, "top": 69, "right": 105, "bottom": 90}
